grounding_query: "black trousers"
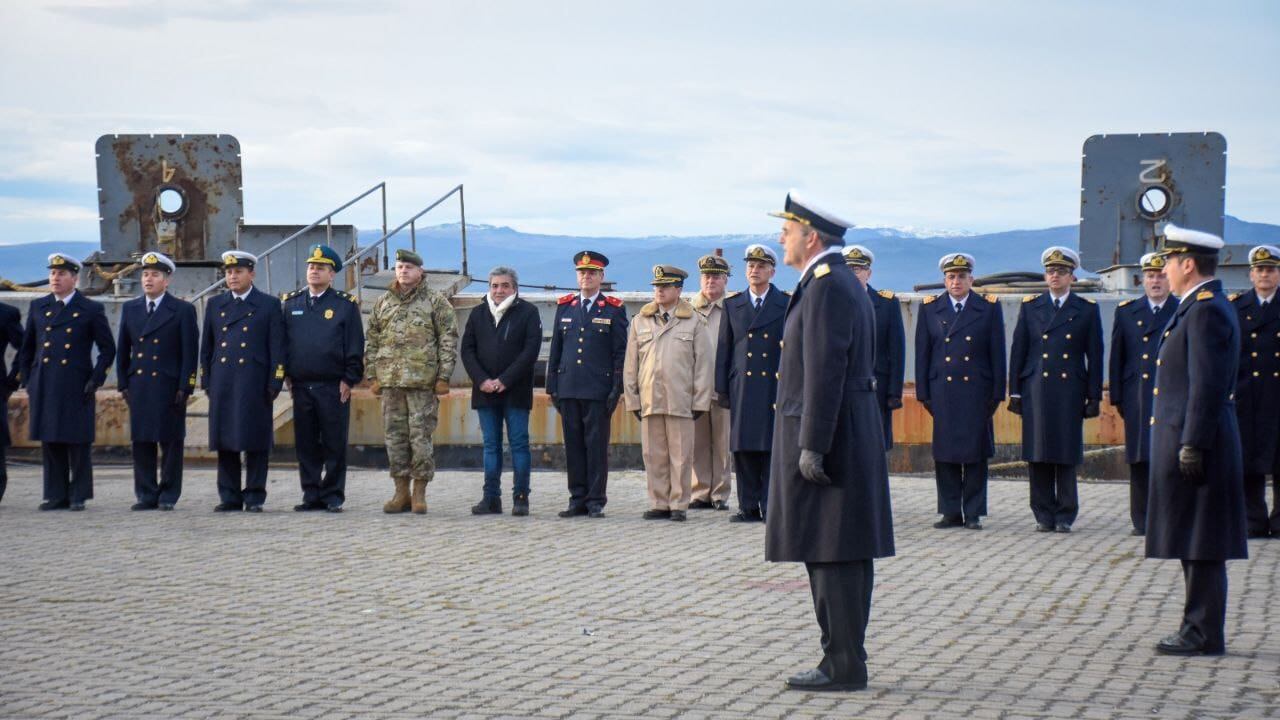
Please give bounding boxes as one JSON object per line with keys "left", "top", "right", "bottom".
{"left": 216, "top": 450, "right": 269, "bottom": 507}
{"left": 805, "top": 560, "right": 874, "bottom": 686}
{"left": 935, "top": 460, "right": 988, "bottom": 520}
{"left": 42, "top": 442, "right": 93, "bottom": 505}
{"left": 1242, "top": 472, "right": 1280, "bottom": 535}
{"left": 0, "top": 445, "right": 7, "bottom": 503}
{"left": 559, "top": 398, "right": 610, "bottom": 511}
{"left": 132, "top": 440, "right": 184, "bottom": 505}
{"left": 733, "top": 451, "right": 771, "bottom": 515}
{"left": 1028, "top": 462, "right": 1078, "bottom": 526}
{"left": 1179, "top": 560, "right": 1227, "bottom": 653}
{"left": 292, "top": 382, "right": 350, "bottom": 507}
{"left": 1129, "top": 461, "right": 1150, "bottom": 533}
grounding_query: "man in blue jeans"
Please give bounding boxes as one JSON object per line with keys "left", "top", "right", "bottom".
{"left": 460, "top": 266, "right": 543, "bottom": 516}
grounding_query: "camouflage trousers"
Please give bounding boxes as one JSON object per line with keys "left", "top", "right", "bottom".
{"left": 381, "top": 388, "right": 440, "bottom": 483}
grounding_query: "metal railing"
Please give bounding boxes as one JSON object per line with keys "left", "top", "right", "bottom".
{"left": 189, "top": 182, "right": 388, "bottom": 308}
{"left": 347, "top": 184, "right": 467, "bottom": 306}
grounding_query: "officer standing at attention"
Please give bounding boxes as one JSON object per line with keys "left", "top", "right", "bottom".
{"left": 1108, "top": 252, "right": 1176, "bottom": 535}
{"left": 18, "top": 253, "right": 115, "bottom": 511}
{"left": 201, "top": 250, "right": 286, "bottom": 513}
{"left": 915, "top": 253, "right": 1006, "bottom": 530}
{"left": 1007, "top": 246, "right": 1103, "bottom": 533}
{"left": 689, "top": 253, "right": 733, "bottom": 511}
{"left": 764, "top": 191, "right": 894, "bottom": 693}
{"left": 282, "top": 244, "right": 364, "bottom": 513}
{"left": 117, "top": 252, "right": 198, "bottom": 511}
{"left": 1146, "top": 223, "right": 1246, "bottom": 656}
{"left": 547, "top": 251, "right": 628, "bottom": 519}
{"left": 715, "top": 244, "right": 787, "bottom": 523}
{"left": 1231, "top": 244, "right": 1280, "bottom": 538}
{"left": 842, "top": 245, "right": 905, "bottom": 450}
{"left": 0, "top": 299, "right": 24, "bottom": 505}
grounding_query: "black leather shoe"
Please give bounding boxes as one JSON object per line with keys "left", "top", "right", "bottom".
{"left": 586, "top": 508, "right": 605, "bottom": 519}
{"left": 784, "top": 668, "right": 866, "bottom": 692}
{"left": 933, "top": 515, "right": 963, "bottom": 529}
{"left": 1055, "top": 523, "right": 1072, "bottom": 533}
{"left": 688, "top": 499, "right": 713, "bottom": 510}
{"left": 1035, "top": 523, "right": 1054, "bottom": 532}
{"left": 294, "top": 502, "right": 323, "bottom": 512}
{"left": 69, "top": 502, "right": 85, "bottom": 511}
{"left": 158, "top": 503, "right": 175, "bottom": 511}
{"left": 1246, "top": 529, "right": 1270, "bottom": 539}
{"left": 711, "top": 500, "right": 729, "bottom": 510}
{"left": 670, "top": 510, "right": 687, "bottom": 522}
{"left": 964, "top": 519, "right": 982, "bottom": 530}
{"left": 729, "top": 510, "right": 762, "bottom": 523}
{"left": 558, "top": 507, "right": 587, "bottom": 518}
{"left": 131, "top": 502, "right": 158, "bottom": 511}
{"left": 1156, "top": 633, "right": 1224, "bottom": 656}
{"left": 39, "top": 500, "right": 69, "bottom": 511}
{"left": 245, "top": 505, "right": 263, "bottom": 513}
{"left": 214, "top": 503, "right": 243, "bottom": 512}
{"left": 512, "top": 494, "right": 529, "bottom": 517}
{"left": 1131, "top": 527, "right": 1145, "bottom": 536}
{"left": 471, "top": 497, "right": 503, "bottom": 515}
{"left": 642, "top": 509, "right": 671, "bottom": 520}
{"left": 326, "top": 504, "right": 343, "bottom": 513}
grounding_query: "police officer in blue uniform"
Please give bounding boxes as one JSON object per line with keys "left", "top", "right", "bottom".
{"left": 842, "top": 245, "right": 905, "bottom": 450}
{"left": 1008, "top": 246, "right": 1103, "bottom": 533}
{"left": 547, "top": 251, "right": 629, "bottom": 518}
{"left": 18, "top": 253, "right": 116, "bottom": 511}
{"left": 715, "top": 243, "right": 787, "bottom": 523}
{"left": 117, "top": 252, "right": 199, "bottom": 511}
{"left": 0, "top": 300, "right": 23, "bottom": 505}
{"left": 1146, "top": 223, "right": 1246, "bottom": 656}
{"left": 201, "top": 250, "right": 286, "bottom": 512}
{"left": 282, "top": 244, "right": 365, "bottom": 513}
{"left": 915, "top": 253, "right": 1006, "bottom": 530}
{"left": 1108, "top": 252, "right": 1176, "bottom": 535}
{"left": 1232, "top": 244, "right": 1280, "bottom": 538}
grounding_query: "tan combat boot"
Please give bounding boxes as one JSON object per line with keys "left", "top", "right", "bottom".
{"left": 383, "top": 477, "right": 412, "bottom": 513}
{"left": 411, "top": 478, "right": 429, "bottom": 514}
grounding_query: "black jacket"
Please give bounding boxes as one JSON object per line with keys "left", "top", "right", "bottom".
{"left": 0, "top": 301, "right": 23, "bottom": 448}
{"left": 461, "top": 296, "right": 543, "bottom": 409}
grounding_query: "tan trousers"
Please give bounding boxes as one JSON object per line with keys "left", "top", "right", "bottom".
{"left": 641, "top": 414, "right": 695, "bottom": 511}
{"left": 691, "top": 404, "right": 732, "bottom": 503}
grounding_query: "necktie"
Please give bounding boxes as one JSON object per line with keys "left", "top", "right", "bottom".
{"left": 235, "top": 296, "right": 244, "bottom": 304}
{"left": 755, "top": 297, "right": 763, "bottom": 311}
{"left": 1153, "top": 304, "right": 1161, "bottom": 314}
{"left": 954, "top": 302, "right": 963, "bottom": 315}
{"left": 308, "top": 295, "right": 317, "bottom": 310}
{"left": 661, "top": 311, "right": 670, "bottom": 325}
{"left": 53, "top": 299, "right": 65, "bottom": 312}
{"left": 1053, "top": 298, "right": 1061, "bottom": 310}
{"left": 147, "top": 300, "right": 155, "bottom": 316}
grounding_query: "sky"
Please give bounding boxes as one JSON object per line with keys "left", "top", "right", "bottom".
{"left": 1, "top": 0, "right": 1277, "bottom": 246}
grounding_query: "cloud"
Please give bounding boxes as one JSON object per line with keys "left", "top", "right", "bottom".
{"left": 43, "top": 0, "right": 399, "bottom": 27}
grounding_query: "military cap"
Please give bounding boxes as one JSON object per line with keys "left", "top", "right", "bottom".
{"left": 140, "top": 251, "right": 176, "bottom": 274}
{"left": 697, "top": 254, "right": 730, "bottom": 275}
{"left": 1041, "top": 246, "right": 1080, "bottom": 270}
{"left": 395, "top": 248, "right": 423, "bottom": 267}
{"left": 743, "top": 243, "right": 777, "bottom": 265}
{"left": 1248, "top": 244, "right": 1280, "bottom": 268}
{"left": 842, "top": 245, "right": 874, "bottom": 267}
{"left": 574, "top": 250, "right": 609, "bottom": 271}
{"left": 939, "top": 252, "right": 976, "bottom": 273}
{"left": 768, "top": 189, "right": 853, "bottom": 239}
{"left": 651, "top": 264, "right": 688, "bottom": 286}
{"left": 1139, "top": 252, "right": 1165, "bottom": 272}
{"left": 306, "top": 243, "right": 343, "bottom": 272}
{"left": 1157, "top": 223, "right": 1223, "bottom": 257}
{"left": 221, "top": 250, "right": 257, "bottom": 269}
{"left": 47, "top": 252, "right": 82, "bottom": 273}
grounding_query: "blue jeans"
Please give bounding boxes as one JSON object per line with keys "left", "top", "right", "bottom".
{"left": 476, "top": 405, "right": 531, "bottom": 498}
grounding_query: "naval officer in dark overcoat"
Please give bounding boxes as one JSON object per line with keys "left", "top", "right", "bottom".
{"left": 0, "top": 299, "right": 23, "bottom": 505}
{"left": 1007, "top": 246, "right": 1103, "bottom": 533}
{"left": 18, "top": 253, "right": 115, "bottom": 511}
{"left": 1108, "top": 252, "right": 1176, "bottom": 535}
{"left": 1146, "top": 223, "right": 1247, "bottom": 656}
{"left": 1231, "top": 244, "right": 1280, "bottom": 538}
{"left": 915, "top": 252, "right": 1006, "bottom": 529}
{"left": 282, "top": 244, "right": 365, "bottom": 512}
{"left": 841, "top": 245, "right": 905, "bottom": 450}
{"left": 764, "top": 191, "right": 894, "bottom": 693}
{"left": 201, "top": 250, "right": 286, "bottom": 512}
{"left": 715, "top": 243, "right": 787, "bottom": 523}
{"left": 117, "top": 252, "right": 198, "bottom": 510}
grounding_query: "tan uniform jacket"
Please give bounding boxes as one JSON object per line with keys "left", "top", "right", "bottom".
{"left": 690, "top": 292, "right": 726, "bottom": 402}
{"left": 624, "top": 300, "right": 713, "bottom": 418}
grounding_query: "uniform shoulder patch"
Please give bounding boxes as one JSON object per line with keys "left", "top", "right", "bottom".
{"left": 557, "top": 293, "right": 576, "bottom": 305}
{"left": 604, "top": 295, "right": 623, "bottom": 307}
{"left": 877, "top": 289, "right": 894, "bottom": 299}
{"left": 726, "top": 291, "right": 740, "bottom": 299}
{"left": 922, "top": 295, "right": 937, "bottom": 305}
{"left": 1022, "top": 295, "right": 1036, "bottom": 303}
{"left": 1084, "top": 297, "right": 1096, "bottom": 304}
{"left": 1196, "top": 290, "right": 1214, "bottom": 301}
{"left": 813, "top": 263, "right": 830, "bottom": 278}
{"left": 1118, "top": 299, "right": 1133, "bottom": 307}
{"left": 985, "top": 293, "right": 998, "bottom": 303}
{"left": 1229, "top": 292, "right": 1241, "bottom": 302}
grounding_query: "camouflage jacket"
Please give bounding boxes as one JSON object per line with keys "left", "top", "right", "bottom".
{"left": 365, "top": 281, "right": 458, "bottom": 389}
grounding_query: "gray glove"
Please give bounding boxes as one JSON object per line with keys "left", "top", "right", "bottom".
{"left": 1179, "top": 445, "right": 1205, "bottom": 484}
{"left": 798, "top": 449, "right": 831, "bottom": 486}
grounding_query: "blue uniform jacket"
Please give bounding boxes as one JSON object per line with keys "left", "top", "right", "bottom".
{"left": 1230, "top": 289, "right": 1280, "bottom": 475}
{"left": 0, "top": 301, "right": 23, "bottom": 448}
{"left": 282, "top": 287, "right": 365, "bottom": 385}
{"left": 200, "top": 287, "right": 286, "bottom": 452}
{"left": 19, "top": 292, "right": 115, "bottom": 444}
{"left": 546, "top": 293, "right": 628, "bottom": 402}
{"left": 714, "top": 284, "right": 787, "bottom": 452}
{"left": 117, "top": 293, "right": 199, "bottom": 443}
{"left": 1108, "top": 297, "right": 1176, "bottom": 464}
{"left": 867, "top": 285, "right": 906, "bottom": 449}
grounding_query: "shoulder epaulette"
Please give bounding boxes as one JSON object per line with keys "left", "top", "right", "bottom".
{"left": 1022, "top": 295, "right": 1036, "bottom": 303}
{"left": 280, "top": 292, "right": 290, "bottom": 300}
{"left": 985, "top": 294, "right": 998, "bottom": 303}
{"left": 922, "top": 295, "right": 937, "bottom": 305}
{"left": 813, "top": 263, "right": 830, "bottom": 278}
{"left": 782, "top": 291, "right": 792, "bottom": 296}
{"left": 877, "top": 289, "right": 895, "bottom": 299}
{"left": 727, "top": 291, "right": 740, "bottom": 298}
{"left": 1196, "top": 290, "right": 1214, "bottom": 301}
{"left": 1084, "top": 297, "right": 1096, "bottom": 304}
{"left": 557, "top": 293, "right": 576, "bottom": 305}
{"left": 604, "top": 295, "right": 623, "bottom": 307}
{"left": 1118, "top": 298, "right": 1133, "bottom": 307}
{"left": 1229, "top": 292, "right": 1241, "bottom": 302}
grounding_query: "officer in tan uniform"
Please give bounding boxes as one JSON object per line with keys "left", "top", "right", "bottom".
{"left": 624, "top": 265, "right": 714, "bottom": 522}
{"left": 689, "top": 253, "right": 733, "bottom": 511}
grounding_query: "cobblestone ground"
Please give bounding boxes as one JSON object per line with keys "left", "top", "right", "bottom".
{"left": 0, "top": 464, "right": 1277, "bottom": 720}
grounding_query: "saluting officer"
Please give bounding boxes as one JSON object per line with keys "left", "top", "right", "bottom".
{"left": 0, "top": 299, "right": 24, "bottom": 505}
{"left": 18, "top": 253, "right": 115, "bottom": 511}
{"left": 547, "top": 251, "right": 628, "bottom": 519}
{"left": 1146, "top": 224, "right": 1246, "bottom": 656}
{"left": 1008, "top": 246, "right": 1103, "bottom": 533}
{"left": 1232, "top": 244, "right": 1280, "bottom": 538}
{"left": 201, "top": 250, "right": 286, "bottom": 513}
{"left": 282, "top": 244, "right": 364, "bottom": 513}
{"left": 1108, "top": 252, "right": 1176, "bottom": 535}
{"left": 715, "top": 243, "right": 787, "bottom": 523}
{"left": 117, "top": 252, "right": 198, "bottom": 511}
{"left": 689, "top": 253, "right": 733, "bottom": 511}
{"left": 915, "top": 253, "right": 1006, "bottom": 530}
{"left": 842, "top": 245, "right": 905, "bottom": 450}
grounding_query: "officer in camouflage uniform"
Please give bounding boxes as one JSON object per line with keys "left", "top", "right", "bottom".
{"left": 365, "top": 248, "right": 458, "bottom": 514}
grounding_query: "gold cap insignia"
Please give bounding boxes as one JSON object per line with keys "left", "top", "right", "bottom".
{"left": 51, "top": 255, "right": 65, "bottom": 265}
{"left": 143, "top": 253, "right": 158, "bottom": 264}
{"left": 225, "top": 255, "right": 237, "bottom": 265}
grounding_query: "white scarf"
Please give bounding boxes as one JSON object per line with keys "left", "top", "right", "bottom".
{"left": 487, "top": 293, "right": 517, "bottom": 326}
